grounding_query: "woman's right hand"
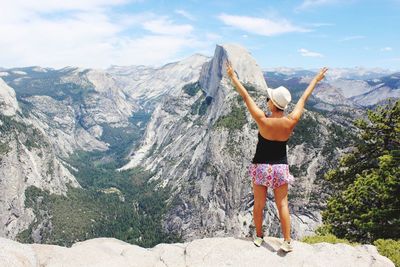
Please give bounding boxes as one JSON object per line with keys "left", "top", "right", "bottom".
{"left": 226, "top": 60, "right": 235, "bottom": 79}
{"left": 315, "top": 67, "right": 328, "bottom": 82}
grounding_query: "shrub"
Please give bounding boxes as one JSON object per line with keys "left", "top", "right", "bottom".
{"left": 323, "top": 100, "right": 400, "bottom": 243}
{"left": 215, "top": 104, "right": 247, "bottom": 131}
{"left": 0, "top": 142, "right": 10, "bottom": 154}
{"left": 302, "top": 233, "right": 357, "bottom": 246}
{"left": 374, "top": 239, "right": 400, "bottom": 267}
{"left": 183, "top": 82, "right": 201, "bottom": 96}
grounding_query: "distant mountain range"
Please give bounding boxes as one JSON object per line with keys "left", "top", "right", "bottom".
{"left": 264, "top": 67, "right": 394, "bottom": 80}
{"left": 264, "top": 68, "right": 399, "bottom": 109}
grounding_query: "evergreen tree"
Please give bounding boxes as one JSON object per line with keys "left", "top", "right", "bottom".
{"left": 323, "top": 100, "right": 400, "bottom": 243}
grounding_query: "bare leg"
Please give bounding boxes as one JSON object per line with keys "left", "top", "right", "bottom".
{"left": 273, "top": 183, "right": 291, "bottom": 241}
{"left": 252, "top": 181, "right": 267, "bottom": 237}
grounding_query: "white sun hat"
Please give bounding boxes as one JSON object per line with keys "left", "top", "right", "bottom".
{"left": 266, "top": 86, "right": 292, "bottom": 110}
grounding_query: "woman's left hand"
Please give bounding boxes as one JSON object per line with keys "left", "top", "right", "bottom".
{"left": 315, "top": 67, "right": 328, "bottom": 82}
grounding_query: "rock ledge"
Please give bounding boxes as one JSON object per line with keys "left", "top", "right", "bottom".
{"left": 0, "top": 236, "right": 394, "bottom": 267}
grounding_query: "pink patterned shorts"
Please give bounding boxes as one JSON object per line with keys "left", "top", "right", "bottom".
{"left": 249, "top": 164, "right": 294, "bottom": 189}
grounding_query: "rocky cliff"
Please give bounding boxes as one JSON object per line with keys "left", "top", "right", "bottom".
{"left": 0, "top": 78, "right": 20, "bottom": 116}
{"left": 0, "top": 236, "right": 394, "bottom": 267}
{"left": 0, "top": 78, "right": 79, "bottom": 239}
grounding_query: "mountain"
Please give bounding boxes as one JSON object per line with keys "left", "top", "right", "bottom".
{"left": 0, "top": 66, "right": 163, "bottom": 244}
{"left": 1, "top": 67, "right": 136, "bottom": 156}
{"left": 264, "top": 69, "right": 399, "bottom": 110}
{"left": 107, "top": 54, "right": 209, "bottom": 103}
{"left": 0, "top": 236, "right": 394, "bottom": 267}
{"left": 0, "top": 78, "right": 20, "bottom": 116}
{"left": 265, "top": 67, "right": 392, "bottom": 80}
{"left": 0, "top": 78, "right": 80, "bottom": 239}
{"left": 352, "top": 72, "right": 400, "bottom": 106}
{"left": 0, "top": 54, "right": 217, "bottom": 245}
{"left": 326, "top": 67, "right": 393, "bottom": 80}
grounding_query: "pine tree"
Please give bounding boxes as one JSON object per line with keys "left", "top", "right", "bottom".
{"left": 323, "top": 100, "right": 400, "bottom": 243}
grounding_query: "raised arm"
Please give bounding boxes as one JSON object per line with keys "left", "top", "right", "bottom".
{"left": 289, "top": 67, "right": 328, "bottom": 122}
{"left": 226, "top": 61, "right": 265, "bottom": 123}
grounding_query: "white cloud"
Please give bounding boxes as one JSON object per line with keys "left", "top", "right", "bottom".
{"left": 299, "top": 0, "right": 334, "bottom": 8}
{"left": 175, "top": 9, "right": 196, "bottom": 21}
{"left": 142, "top": 18, "right": 193, "bottom": 35}
{"left": 309, "top": 22, "right": 335, "bottom": 27}
{"left": 205, "top": 33, "right": 222, "bottom": 41}
{"left": 0, "top": 0, "right": 130, "bottom": 23}
{"left": 295, "top": 0, "right": 359, "bottom": 12}
{"left": 0, "top": 2, "right": 205, "bottom": 68}
{"left": 296, "top": 0, "right": 338, "bottom": 11}
{"left": 18, "top": 0, "right": 128, "bottom": 11}
{"left": 381, "top": 47, "right": 393, "bottom": 52}
{"left": 112, "top": 35, "right": 198, "bottom": 66}
{"left": 339, "top": 35, "right": 365, "bottom": 42}
{"left": 0, "top": 11, "right": 121, "bottom": 67}
{"left": 298, "top": 48, "right": 324, "bottom": 57}
{"left": 218, "top": 13, "right": 310, "bottom": 36}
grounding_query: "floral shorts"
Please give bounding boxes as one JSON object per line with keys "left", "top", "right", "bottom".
{"left": 249, "top": 164, "right": 294, "bottom": 189}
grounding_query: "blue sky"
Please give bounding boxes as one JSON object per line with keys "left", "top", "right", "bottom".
{"left": 1, "top": 0, "right": 399, "bottom": 70}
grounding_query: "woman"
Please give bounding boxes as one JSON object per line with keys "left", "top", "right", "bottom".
{"left": 226, "top": 61, "right": 328, "bottom": 252}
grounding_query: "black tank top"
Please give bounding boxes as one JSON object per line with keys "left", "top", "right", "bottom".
{"left": 252, "top": 132, "right": 288, "bottom": 164}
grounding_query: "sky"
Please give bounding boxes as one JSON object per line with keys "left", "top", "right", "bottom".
{"left": 0, "top": 0, "right": 399, "bottom": 70}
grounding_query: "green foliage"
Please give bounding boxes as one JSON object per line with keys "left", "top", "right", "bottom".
{"left": 99, "top": 124, "right": 142, "bottom": 166}
{"left": 302, "top": 233, "right": 357, "bottom": 246}
{"left": 215, "top": 103, "right": 247, "bottom": 131}
{"left": 129, "top": 110, "right": 151, "bottom": 126}
{"left": 19, "top": 186, "right": 131, "bottom": 246}
{"left": 0, "top": 142, "right": 10, "bottom": 154}
{"left": 19, "top": 132, "right": 180, "bottom": 248}
{"left": 77, "top": 110, "right": 151, "bottom": 167}
{"left": 23, "top": 128, "right": 43, "bottom": 150}
{"left": 321, "top": 123, "right": 357, "bottom": 157}
{"left": 325, "top": 100, "right": 400, "bottom": 190}
{"left": 374, "top": 239, "right": 400, "bottom": 267}
{"left": 324, "top": 155, "right": 400, "bottom": 242}
{"left": 198, "top": 100, "right": 208, "bottom": 116}
{"left": 0, "top": 114, "right": 28, "bottom": 133}
{"left": 264, "top": 74, "right": 310, "bottom": 103}
{"left": 5, "top": 69, "right": 95, "bottom": 102}
{"left": 288, "top": 115, "right": 320, "bottom": 147}
{"left": 289, "top": 165, "right": 308, "bottom": 177}
{"left": 0, "top": 114, "right": 46, "bottom": 151}
{"left": 323, "top": 100, "right": 400, "bottom": 243}
{"left": 243, "top": 82, "right": 257, "bottom": 92}
{"left": 184, "top": 81, "right": 211, "bottom": 120}
{"left": 183, "top": 81, "right": 201, "bottom": 96}
{"left": 191, "top": 95, "right": 208, "bottom": 116}
{"left": 314, "top": 224, "right": 334, "bottom": 236}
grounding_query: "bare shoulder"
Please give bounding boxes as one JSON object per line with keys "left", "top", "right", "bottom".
{"left": 257, "top": 116, "right": 295, "bottom": 140}
{"left": 284, "top": 115, "right": 298, "bottom": 129}
{"left": 259, "top": 116, "right": 295, "bottom": 128}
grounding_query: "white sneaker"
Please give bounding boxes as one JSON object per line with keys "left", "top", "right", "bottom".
{"left": 253, "top": 236, "right": 264, "bottom": 247}
{"left": 280, "top": 240, "right": 293, "bottom": 252}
